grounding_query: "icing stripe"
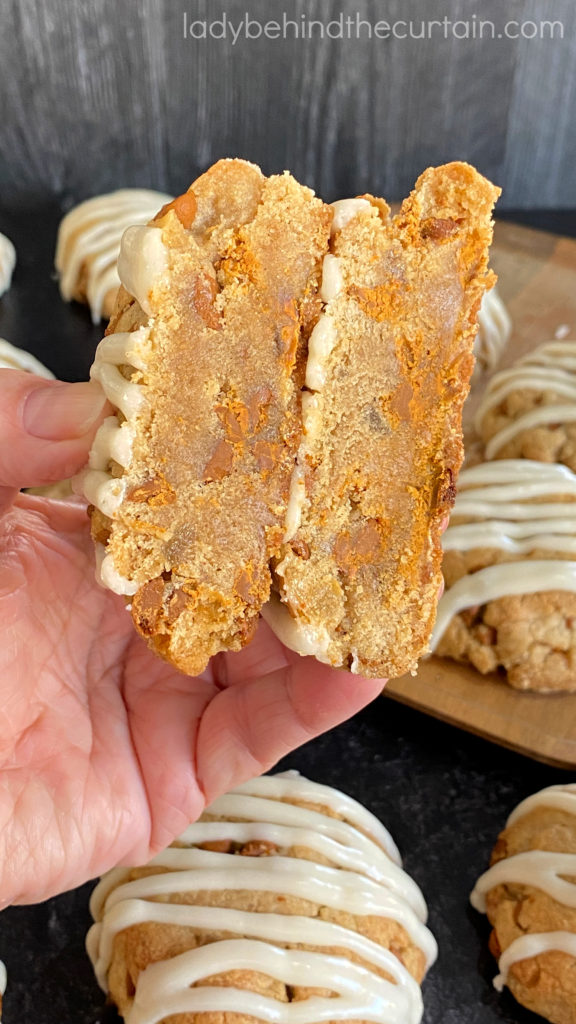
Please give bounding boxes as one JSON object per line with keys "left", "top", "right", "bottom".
{"left": 432, "top": 560, "right": 576, "bottom": 650}
{"left": 485, "top": 405, "right": 576, "bottom": 461}
{"left": 494, "top": 932, "right": 576, "bottom": 992}
{"left": 129, "top": 941, "right": 422, "bottom": 1024}
{"left": 507, "top": 784, "right": 576, "bottom": 827}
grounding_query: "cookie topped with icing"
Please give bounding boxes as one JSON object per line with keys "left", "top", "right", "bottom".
{"left": 471, "top": 783, "right": 576, "bottom": 1024}
{"left": 88, "top": 770, "right": 437, "bottom": 1024}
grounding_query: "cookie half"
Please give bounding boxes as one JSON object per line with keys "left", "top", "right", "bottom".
{"left": 82, "top": 159, "right": 331, "bottom": 674}
{"left": 265, "top": 163, "right": 499, "bottom": 677}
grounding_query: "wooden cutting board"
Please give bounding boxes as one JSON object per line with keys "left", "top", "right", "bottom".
{"left": 384, "top": 219, "right": 576, "bottom": 770}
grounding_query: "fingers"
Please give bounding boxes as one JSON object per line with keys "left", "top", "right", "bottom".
{"left": 195, "top": 656, "right": 384, "bottom": 805}
{"left": 0, "top": 370, "right": 108, "bottom": 513}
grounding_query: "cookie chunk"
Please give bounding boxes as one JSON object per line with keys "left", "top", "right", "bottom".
{"left": 268, "top": 162, "right": 499, "bottom": 678}
{"left": 88, "top": 771, "right": 437, "bottom": 1024}
{"left": 55, "top": 188, "right": 173, "bottom": 322}
{"left": 471, "top": 783, "right": 576, "bottom": 1024}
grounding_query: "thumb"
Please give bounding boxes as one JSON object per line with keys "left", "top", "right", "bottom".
{"left": 0, "top": 369, "right": 108, "bottom": 504}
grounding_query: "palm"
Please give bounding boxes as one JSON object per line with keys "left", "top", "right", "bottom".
{"left": 0, "top": 494, "right": 382, "bottom": 907}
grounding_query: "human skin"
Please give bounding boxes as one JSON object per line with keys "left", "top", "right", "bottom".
{"left": 0, "top": 369, "right": 383, "bottom": 907}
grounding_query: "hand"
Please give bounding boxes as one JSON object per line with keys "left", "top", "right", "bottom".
{"left": 0, "top": 369, "right": 383, "bottom": 906}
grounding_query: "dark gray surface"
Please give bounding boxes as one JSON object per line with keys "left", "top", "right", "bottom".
{"left": 0, "top": 204, "right": 575, "bottom": 1022}
{"left": 1, "top": 0, "right": 576, "bottom": 210}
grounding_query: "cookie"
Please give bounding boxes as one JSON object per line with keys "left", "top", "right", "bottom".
{"left": 266, "top": 162, "right": 499, "bottom": 677}
{"left": 472, "top": 285, "right": 511, "bottom": 378}
{"left": 0, "top": 231, "right": 15, "bottom": 297}
{"left": 476, "top": 340, "right": 576, "bottom": 471}
{"left": 88, "top": 771, "right": 437, "bottom": 1024}
{"left": 431, "top": 459, "right": 576, "bottom": 690}
{"left": 80, "top": 159, "right": 498, "bottom": 678}
{"left": 471, "top": 783, "right": 576, "bottom": 1024}
{"left": 55, "top": 188, "right": 172, "bottom": 322}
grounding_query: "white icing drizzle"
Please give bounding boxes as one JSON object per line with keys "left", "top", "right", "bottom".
{"left": 432, "top": 560, "right": 576, "bottom": 650}
{"left": 432, "top": 460, "right": 576, "bottom": 649}
{"left": 0, "top": 232, "right": 16, "bottom": 297}
{"left": 80, "top": 324, "right": 157, "bottom": 596}
{"left": 283, "top": 464, "right": 306, "bottom": 543}
{"left": 474, "top": 339, "right": 576, "bottom": 459}
{"left": 88, "top": 772, "right": 436, "bottom": 1024}
{"left": 494, "top": 932, "right": 576, "bottom": 991}
{"left": 261, "top": 593, "right": 334, "bottom": 663}
{"left": 306, "top": 316, "right": 338, "bottom": 391}
{"left": 216, "top": 773, "right": 403, "bottom": 865}
{"left": 507, "top": 783, "right": 576, "bottom": 827}
{"left": 473, "top": 286, "right": 512, "bottom": 372}
{"left": 117, "top": 225, "right": 169, "bottom": 316}
{"left": 131, "top": 941, "right": 421, "bottom": 1024}
{"left": 471, "top": 850, "right": 576, "bottom": 912}
{"left": 0, "top": 338, "right": 53, "bottom": 378}
{"left": 82, "top": 470, "right": 127, "bottom": 518}
{"left": 485, "top": 404, "right": 576, "bottom": 461}
{"left": 55, "top": 189, "right": 172, "bottom": 322}
{"left": 471, "top": 783, "right": 576, "bottom": 994}
{"left": 319, "top": 253, "right": 343, "bottom": 302}
{"left": 92, "top": 541, "right": 139, "bottom": 597}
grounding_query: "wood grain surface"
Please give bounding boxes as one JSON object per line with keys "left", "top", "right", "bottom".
{"left": 386, "top": 219, "right": 576, "bottom": 769}
{"left": 1, "top": 0, "right": 575, "bottom": 209}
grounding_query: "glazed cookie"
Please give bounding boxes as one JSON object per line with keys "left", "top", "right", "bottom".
{"left": 55, "top": 188, "right": 172, "bottom": 322}
{"left": 0, "top": 231, "right": 15, "bottom": 297}
{"left": 476, "top": 340, "right": 576, "bottom": 471}
{"left": 472, "top": 285, "right": 511, "bottom": 377}
{"left": 431, "top": 459, "right": 576, "bottom": 691}
{"left": 88, "top": 771, "right": 437, "bottom": 1024}
{"left": 471, "top": 783, "right": 576, "bottom": 1024}
{"left": 80, "top": 159, "right": 498, "bottom": 678}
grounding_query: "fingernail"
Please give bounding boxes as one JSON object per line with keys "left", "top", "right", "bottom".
{"left": 24, "top": 381, "right": 108, "bottom": 440}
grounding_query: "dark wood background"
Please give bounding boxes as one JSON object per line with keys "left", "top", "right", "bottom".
{"left": 1, "top": 0, "right": 575, "bottom": 210}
